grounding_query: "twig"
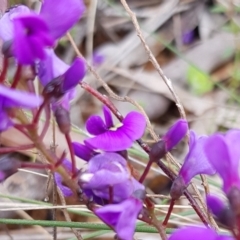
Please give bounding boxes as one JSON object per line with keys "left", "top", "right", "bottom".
{"left": 119, "top": 0, "right": 186, "bottom": 121}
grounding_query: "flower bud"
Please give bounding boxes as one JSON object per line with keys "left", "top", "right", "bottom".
{"left": 149, "top": 140, "right": 167, "bottom": 162}
{"left": 54, "top": 106, "right": 71, "bottom": 134}
{"left": 227, "top": 186, "right": 240, "bottom": 216}
{"left": 162, "top": 119, "right": 188, "bottom": 151}
{"left": 170, "top": 175, "right": 185, "bottom": 200}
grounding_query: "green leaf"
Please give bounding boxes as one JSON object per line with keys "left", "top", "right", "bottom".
{"left": 187, "top": 66, "right": 214, "bottom": 95}
{"left": 210, "top": 4, "right": 227, "bottom": 13}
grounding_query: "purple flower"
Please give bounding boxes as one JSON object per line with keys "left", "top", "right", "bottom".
{"left": 162, "top": 119, "right": 188, "bottom": 151}
{"left": 95, "top": 197, "right": 143, "bottom": 240}
{"left": 84, "top": 106, "right": 146, "bottom": 151}
{"left": 0, "top": 85, "right": 43, "bottom": 131}
{"left": 206, "top": 195, "right": 225, "bottom": 217}
{"left": 72, "top": 142, "right": 96, "bottom": 161}
{"left": 0, "top": 0, "right": 85, "bottom": 64}
{"left": 0, "top": 5, "right": 31, "bottom": 41}
{"left": 38, "top": 49, "right": 85, "bottom": 110}
{"left": 92, "top": 52, "right": 105, "bottom": 66}
{"left": 204, "top": 130, "right": 240, "bottom": 194}
{"left": 169, "top": 226, "right": 233, "bottom": 240}
{"left": 182, "top": 30, "right": 195, "bottom": 45}
{"left": 178, "top": 130, "right": 215, "bottom": 185}
{"left": 13, "top": 14, "right": 54, "bottom": 64}
{"left": 170, "top": 131, "right": 215, "bottom": 199}
{"left": 79, "top": 152, "right": 145, "bottom": 203}
{"left": 40, "top": 0, "right": 85, "bottom": 40}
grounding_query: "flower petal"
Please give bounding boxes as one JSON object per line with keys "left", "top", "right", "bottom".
{"left": 86, "top": 115, "right": 107, "bottom": 135}
{"left": 72, "top": 142, "right": 94, "bottom": 161}
{"left": 204, "top": 134, "right": 240, "bottom": 193}
{"left": 38, "top": 49, "right": 69, "bottom": 86}
{"left": 85, "top": 111, "right": 146, "bottom": 151}
{"left": 40, "top": 0, "right": 85, "bottom": 39}
{"left": 103, "top": 106, "right": 114, "bottom": 128}
{"left": 169, "top": 227, "right": 220, "bottom": 240}
{"left": 162, "top": 119, "right": 188, "bottom": 151}
{"left": 0, "top": 85, "right": 43, "bottom": 108}
{"left": 54, "top": 173, "right": 73, "bottom": 197}
{"left": 62, "top": 58, "right": 85, "bottom": 92}
{"left": 179, "top": 131, "right": 215, "bottom": 185}
{"left": 0, "top": 5, "right": 31, "bottom": 41}
{"left": 206, "top": 195, "right": 225, "bottom": 217}
{"left": 13, "top": 14, "right": 53, "bottom": 64}
{"left": 95, "top": 197, "right": 142, "bottom": 240}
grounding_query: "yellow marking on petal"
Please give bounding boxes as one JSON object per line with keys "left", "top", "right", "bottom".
{"left": 109, "top": 123, "right": 123, "bottom": 131}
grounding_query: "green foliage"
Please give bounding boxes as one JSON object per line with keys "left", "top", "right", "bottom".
{"left": 187, "top": 66, "right": 214, "bottom": 95}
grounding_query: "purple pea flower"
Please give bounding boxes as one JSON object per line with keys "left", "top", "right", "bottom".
{"left": 206, "top": 195, "right": 234, "bottom": 227}
{"left": 170, "top": 131, "right": 215, "bottom": 199}
{"left": 169, "top": 226, "right": 233, "bottom": 240}
{"left": 79, "top": 152, "right": 145, "bottom": 203}
{"left": 72, "top": 142, "right": 97, "bottom": 161}
{"left": 162, "top": 119, "right": 188, "bottom": 151}
{"left": 38, "top": 49, "right": 85, "bottom": 107}
{"left": 13, "top": 14, "right": 54, "bottom": 64}
{"left": 0, "top": 0, "right": 85, "bottom": 64}
{"left": 95, "top": 197, "right": 143, "bottom": 240}
{"left": 204, "top": 130, "right": 240, "bottom": 194}
{"left": 84, "top": 106, "right": 146, "bottom": 151}
{"left": 0, "top": 84, "right": 43, "bottom": 131}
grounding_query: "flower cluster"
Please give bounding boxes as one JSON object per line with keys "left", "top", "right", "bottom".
{"left": 1, "top": 1, "right": 240, "bottom": 240}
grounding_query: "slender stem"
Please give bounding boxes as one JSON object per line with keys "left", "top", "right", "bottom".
{"left": 156, "top": 159, "right": 210, "bottom": 226}
{"left": 0, "top": 57, "right": 8, "bottom": 83}
{"left": 33, "top": 99, "right": 48, "bottom": 124}
{"left": 139, "top": 158, "right": 153, "bottom": 183}
{"left": 40, "top": 104, "right": 51, "bottom": 140}
{"left": 27, "top": 78, "right": 37, "bottom": 117}
{"left": 80, "top": 81, "right": 123, "bottom": 121}
{"left": 11, "top": 64, "right": 22, "bottom": 88}
{"left": 65, "top": 133, "right": 76, "bottom": 177}
{"left": 14, "top": 124, "right": 32, "bottom": 140}
{"left": 163, "top": 199, "right": 175, "bottom": 226}
{"left": 0, "top": 144, "right": 34, "bottom": 153}
{"left": 20, "top": 162, "right": 52, "bottom": 170}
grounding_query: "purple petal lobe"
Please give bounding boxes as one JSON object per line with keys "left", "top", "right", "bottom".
{"left": 204, "top": 134, "right": 240, "bottom": 193}
{"left": 169, "top": 227, "right": 225, "bottom": 240}
{"left": 0, "top": 85, "right": 43, "bottom": 108}
{"left": 13, "top": 14, "right": 54, "bottom": 64}
{"left": 62, "top": 58, "right": 85, "bottom": 91}
{"left": 0, "top": 5, "right": 31, "bottom": 41}
{"left": 163, "top": 119, "right": 188, "bottom": 151}
{"left": 179, "top": 131, "right": 215, "bottom": 185}
{"left": 40, "top": 0, "right": 85, "bottom": 39}
{"left": 72, "top": 142, "right": 94, "bottom": 161}
{"left": 38, "top": 49, "right": 69, "bottom": 86}
{"left": 206, "top": 195, "right": 225, "bottom": 217}
{"left": 103, "top": 106, "right": 113, "bottom": 128}
{"left": 85, "top": 111, "right": 146, "bottom": 151}
{"left": 54, "top": 173, "right": 73, "bottom": 197}
{"left": 86, "top": 115, "right": 107, "bottom": 135}
{"left": 95, "top": 197, "right": 142, "bottom": 240}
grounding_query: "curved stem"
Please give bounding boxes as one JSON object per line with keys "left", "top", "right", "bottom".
{"left": 65, "top": 133, "right": 76, "bottom": 178}
{"left": 139, "top": 158, "right": 153, "bottom": 183}
{"left": 40, "top": 104, "right": 51, "bottom": 140}
{"left": 0, "top": 57, "right": 8, "bottom": 83}
{"left": 163, "top": 199, "right": 175, "bottom": 226}
{"left": 0, "top": 144, "right": 34, "bottom": 153}
{"left": 33, "top": 98, "right": 48, "bottom": 124}
{"left": 11, "top": 64, "right": 22, "bottom": 88}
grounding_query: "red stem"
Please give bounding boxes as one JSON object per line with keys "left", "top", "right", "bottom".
{"left": 39, "top": 104, "right": 51, "bottom": 140}
{"left": 0, "top": 57, "right": 8, "bottom": 83}
{"left": 65, "top": 132, "right": 76, "bottom": 178}
{"left": 33, "top": 98, "right": 48, "bottom": 124}
{"left": 21, "top": 162, "right": 52, "bottom": 170}
{"left": 11, "top": 64, "right": 22, "bottom": 88}
{"left": 163, "top": 199, "right": 175, "bottom": 226}
{"left": 14, "top": 124, "right": 32, "bottom": 140}
{"left": 139, "top": 158, "right": 154, "bottom": 183}
{"left": 0, "top": 144, "right": 34, "bottom": 153}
